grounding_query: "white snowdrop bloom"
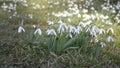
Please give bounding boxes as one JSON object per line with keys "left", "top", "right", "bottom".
{"left": 36, "top": 4, "right": 40, "bottom": 9}
{"left": 58, "top": 20, "right": 63, "bottom": 24}
{"left": 1, "top": 3, "right": 8, "bottom": 11}
{"left": 79, "top": 22, "right": 87, "bottom": 27}
{"left": 105, "top": 21, "right": 112, "bottom": 25}
{"left": 68, "top": 18, "right": 71, "bottom": 22}
{"left": 90, "top": 31, "right": 97, "bottom": 37}
{"left": 54, "top": 2, "right": 60, "bottom": 5}
{"left": 18, "top": 26, "right": 25, "bottom": 33}
{"left": 83, "top": 14, "right": 91, "bottom": 21}
{"left": 99, "top": 29, "right": 105, "bottom": 35}
{"left": 22, "top": 3, "right": 28, "bottom": 7}
{"left": 100, "top": 15, "right": 109, "bottom": 20}
{"left": 28, "top": 14, "right": 33, "bottom": 19}
{"left": 76, "top": 26, "right": 82, "bottom": 34}
{"left": 57, "top": 22, "right": 68, "bottom": 33}
{"left": 111, "top": 9, "right": 116, "bottom": 13}
{"left": 86, "top": 27, "right": 91, "bottom": 32}
{"left": 82, "top": 9, "right": 88, "bottom": 13}
{"left": 100, "top": 42, "right": 106, "bottom": 47}
{"left": 102, "top": 6, "right": 107, "bottom": 10}
{"left": 106, "top": 36, "right": 114, "bottom": 42}
{"left": 66, "top": 33, "right": 73, "bottom": 38}
{"left": 90, "top": 26, "right": 99, "bottom": 37}
{"left": 13, "top": 11, "right": 17, "bottom": 16}
{"left": 34, "top": 28, "right": 42, "bottom": 36}
{"left": 32, "top": 25, "right": 36, "bottom": 28}
{"left": 91, "top": 26, "right": 100, "bottom": 33}
{"left": 69, "top": 25, "right": 76, "bottom": 34}
{"left": 86, "top": 21, "right": 92, "bottom": 25}
{"left": 91, "top": 14, "right": 96, "bottom": 20}
{"left": 47, "top": 21, "right": 54, "bottom": 25}
{"left": 8, "top": 3, "right": 14, "bottom": 10}
{"left": 77, "top": 14, "right": 81, "bottom": 18}
{"left": 73, "top": 10, "right": 79, "bottom": 14}
{"left": 107, "top": 28, "right": 114, "bottom": 34}
{"left": 95, "top": 37, "right": 99, "bottom": 43}
{"left": 90, "top": 7, "right": 95, "bottom": 10}
{"left": 46, "top": 29, "right": 57, "bottom": 36}
{"left": 42, "top": 5, "right": 45, "bottom": 9}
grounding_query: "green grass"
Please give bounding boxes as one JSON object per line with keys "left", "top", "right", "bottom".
{"left": 0, "top": 0, "right": 120, "bottom": 68}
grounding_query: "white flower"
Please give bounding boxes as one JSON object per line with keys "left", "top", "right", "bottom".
{"left": 57, "top": 22, "right": 68, "bottom": 33}
{"left": 46, "top": 29, "right": 57, "bottom": 36}
{"left": 79, "top": 22, "right": 87, "bottom": 27}
{"left": 99, "top": 29, "right": 105, "bottom": 35}
{"left": 47, "top": 21, "right": 54, "bottom": 25}
{"left": 95, "top": 37, "right": 99, "bottom": 43}
{"left": 86, "top": 27, "right": 91, "bottom": 32}
{"left": 106, "top": 36, "right": 114, "bottom": 42}
{"left": 18, "top": 26, "right": 25, "bottom": 33}
{"left": 100, "top": 42, "right": 106, "bottom": 47}
{"left": 66, "top": 33, "right": 73, "bottom": 38}
{"left": 28, "top": 14, "right": 33, "bottom": 19}
{"left": 107, "top": 28, "right": 114, "bottom": 34}
{"left": 34, "top": 28, "right": 42, "bottom": 36}
{"left": 1, "top": 3, "right": 8, "bottom": 11}
{"left": 82, "top": 9, "right": 88, "bottom": 13}
{"left": 75, "top": 26, "right": 82, "bottom": 34}
{"left": 69, "top": 25, "right": 76, "bottom": 34}
{"left": 90, "top": 26, "right": 99, "bottom": 37}
{"left": 68, "top": 18, "right": 71, "bottom": 22}
{"left": 32, "top": 25, "right": 36, "bottom": 28}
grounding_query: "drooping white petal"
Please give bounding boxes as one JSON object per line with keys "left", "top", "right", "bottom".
{"left": 66, "top": 33, "right": 72, "bottom": 38}
{"left": 106, "top": 36, "right": 114, "bottom": 42}
{"left": 107, "top": 28, "right": 114, "bottom": 34}
{"left": 18, "top": 26, "right": 25, "bottom": 33}
{"left": 99, "top": 29, "right": 105, "bottom": 35}
{"left": 46, "top": 29, "right": 57, "bottom": 36}
{"left": 57, "top": 22, "right": 68, "bottom": 33}
{"left": 100, "top": 42, "right": 106, "bottom": 47}
{"left": 34, "top": 28, "right": 42, "bottom": 36}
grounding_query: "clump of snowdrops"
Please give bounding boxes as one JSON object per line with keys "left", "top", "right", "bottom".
{"left": 17, "top": 19, "right": 114, "bottom": 56}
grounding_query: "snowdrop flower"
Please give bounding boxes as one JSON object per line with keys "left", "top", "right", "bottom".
{"left": 8, "top": 3, "right": 14, "bottom": 10}
{"left": 99, "top": 29, "right": 105, "bottom": 35}
{"left": 34, "top": 28, "right": 42, "bottom": 36}
{"left": 100, "top": 42, "right": 106, "bottom": 47}
{"left": 90, "top": 26, "right": 99, "bottom": 37}
{"left": 95, "top": 37, "right": 99, "bottom": 43}
{"left": 91, "top": 14, "right": 96, "bottom": 20}
{"left": 47, "top": 21, "right": 54, "bottom": 26}
{"left": 1, "top": 3, "right": 8, "bottom": 11}
{"left": 86, "top": 27, "right": 91, "bottom": 32}
{"left": 83, "top": 14, "right": 91, "bottom": 21}
{"left": 82, "top": 9, "right": 88, "bottom": 13}
{"left": 18, "top": 26, "right": 25, "bottom": 33}
{"left": 28, "top": 14, "right": 33, "bottom": 19}
{"left": 76, "top": 26, "right": 82, "bottom": 34}
{"left": 77, "top": 14, "right": 81, "bottom": 18}
{"left": 106, "top": 36, "right": 114, "bottom": 42}
{"left": 66, "top": 33, "right": 73, "bottom": 38}
{"left": 68, "top": 18, "right": 71, "bottom": 22}
{"left": 32, "top": 25, "right": 36, "bottom": 28}
{"left": 57, "top": 22, "right": 68, "bottom": 33}
{"left": 91, "top": 26, "right": 100, "bottom": 33}
{"left": 107, "top": 28, "right": 114, "bottom": 34}
{"left": 79, "top": 22, "right": 87, "bottom": 27}
{"left": 105, "top": 21, "right": 112, "bottom": 25}
{"left": 69, "top": 25, "right": 76, "bottom": 34}
{"left": 46, "top": 29, "right": 57, "bottom": 36}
